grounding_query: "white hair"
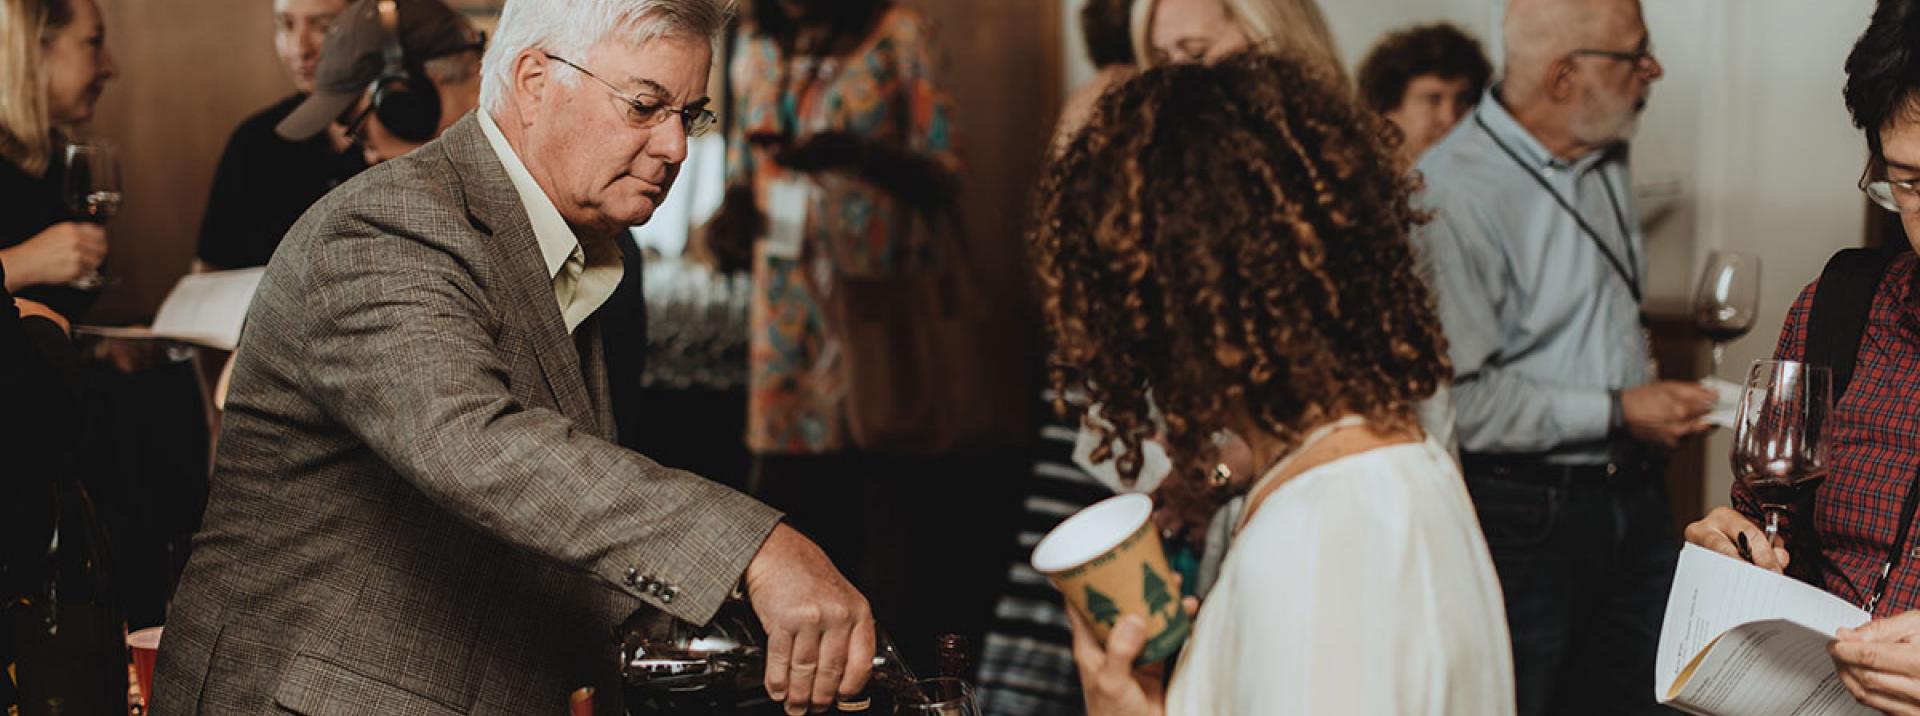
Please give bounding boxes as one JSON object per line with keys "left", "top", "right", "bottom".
{"left": 479, "top": 0, "right": 732, "bottom": 114}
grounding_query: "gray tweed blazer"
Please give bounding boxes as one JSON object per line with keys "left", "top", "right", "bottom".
{"left": 151, "top": 113, "right": 780, "bottom": 716}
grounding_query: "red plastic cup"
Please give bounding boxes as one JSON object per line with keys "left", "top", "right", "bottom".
{"left": 129, "top": 626, "right": 163, "bottom": 708}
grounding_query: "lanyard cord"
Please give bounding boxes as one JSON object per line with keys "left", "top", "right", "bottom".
{"left": 1868, "top": 470, "right": 1920, "bottom": 615}
{"left": 1473, "top": 111, "right": 1644, "bottom": 303}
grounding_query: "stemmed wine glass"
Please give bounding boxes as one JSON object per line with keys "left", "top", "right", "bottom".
{"left": 1731, "top": 359, "right": 1832, "bottom": 546}
{"left": 895, "top": 677, "right": 980, "bottom": 716}
{"left": 1692, "top": 250, "right": 1762, "bottom": 376}
{"left": 62, "top": 140, "right": 121, "bottom": 290}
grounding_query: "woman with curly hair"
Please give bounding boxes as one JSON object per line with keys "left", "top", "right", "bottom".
{"left": 1039, "top": 53, "right": 1514, "bottom": 715}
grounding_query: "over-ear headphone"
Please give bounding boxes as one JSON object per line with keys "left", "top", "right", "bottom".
{"left": 368, "top": 0, "right": 441, "bottom": 143}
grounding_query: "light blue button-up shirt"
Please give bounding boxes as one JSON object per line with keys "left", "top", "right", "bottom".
{"left": 1413, "top": 90, "right": 1651, "bottom": 464}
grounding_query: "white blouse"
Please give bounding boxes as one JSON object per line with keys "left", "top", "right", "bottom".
{"left": 1164, "top": 439, "right": 1515, "bottom": 715}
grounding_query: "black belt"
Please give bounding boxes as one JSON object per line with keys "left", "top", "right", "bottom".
{"left": 1461, "top": 451, "right": 1660, "bottom": 486}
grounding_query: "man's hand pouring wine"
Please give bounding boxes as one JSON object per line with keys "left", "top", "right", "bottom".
{"left": 745, "top": 523, "right": 877, "bottom": 715}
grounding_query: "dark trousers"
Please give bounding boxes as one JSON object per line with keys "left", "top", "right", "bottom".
{"left": 1463, "top": 456, "right": 1679, "bottom": 716}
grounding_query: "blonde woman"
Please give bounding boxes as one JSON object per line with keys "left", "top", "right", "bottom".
{"left": 0, "top": 0, "right": 113, "bottom": 317}
{"left": 1131, "top": 0, "right": 1343, "bottom": 82}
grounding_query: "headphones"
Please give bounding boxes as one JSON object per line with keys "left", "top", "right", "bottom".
{"left": 367, "top": 0, "right": 442, "bottom": 143}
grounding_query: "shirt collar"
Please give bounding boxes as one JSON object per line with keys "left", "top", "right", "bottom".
{"left": 1475, "top": 86, "right": 1616, "bottom": 175}
{"left": 477, "top": 110, "right": 580, "bottom": 280}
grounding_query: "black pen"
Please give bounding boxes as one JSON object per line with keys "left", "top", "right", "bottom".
{"left": 1736, "top": 532, "right": 1755, "bottom": 564}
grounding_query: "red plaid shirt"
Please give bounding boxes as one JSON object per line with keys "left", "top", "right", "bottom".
{"left": 1734, "top": 251, "right": 1920, "bottom": 616}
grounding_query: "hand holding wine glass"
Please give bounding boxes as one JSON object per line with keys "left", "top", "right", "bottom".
{"left": 0, "top": 222, "right": 106, "bottom": 291}
{"left": 1731, "top": 360, "right": 1833, "bottom": 549}
{"left": 62, "top": 140, "right": 121, "bottom": 290}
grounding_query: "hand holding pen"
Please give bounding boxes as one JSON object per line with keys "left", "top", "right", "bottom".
{"left": 1683, "top": 506, "right": 1791, "bottom": 573}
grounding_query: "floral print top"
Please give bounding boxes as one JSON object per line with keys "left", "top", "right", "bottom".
{"left": 728, "top": 6, "right": 959, "bottom": 454}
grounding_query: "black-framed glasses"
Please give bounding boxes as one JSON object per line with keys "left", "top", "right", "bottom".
{"left": 543, "top": 52, "right": 716, "bottom": 137}
{"left": 1569, "top": 39, "right": 1658, "bottom": 73}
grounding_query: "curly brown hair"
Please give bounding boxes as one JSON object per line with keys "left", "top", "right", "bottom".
{"left": 1356, "top": 23, "right": 1492, "bottom": 115}
{"left": 1030, "top": 52, "right": 1452, "bottom": 537}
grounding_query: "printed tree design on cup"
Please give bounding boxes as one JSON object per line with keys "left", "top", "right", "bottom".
{"left": 1084, "top": 584, "right": 1121, "bottom": 627}
{"left": 1143, "top": 563, "right": 1174, "bottom": 618}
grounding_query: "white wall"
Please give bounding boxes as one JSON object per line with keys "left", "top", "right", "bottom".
{"left": 1064, "top": 0, "right": 1096, "bottom": 92}
{"left": 1058, "top": 0, "right": 1877, "bottom": 515}
{"left": 1680, "top": 1, "right": 1875, "bottom": 509}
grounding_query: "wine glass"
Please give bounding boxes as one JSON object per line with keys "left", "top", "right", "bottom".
{"left": 62, "top": 140, "right": 121, "bottom": 290}
{"left": 1692, "top": 251, "right": 1762, "bottom": 376}
{"left": 1730, "top": 359, "right": 1832, "bottom": 546}
{"left": 894, "top": 677, "right": 980, "bottom": 716}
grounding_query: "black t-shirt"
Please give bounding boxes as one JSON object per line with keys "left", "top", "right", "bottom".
{"left": 0, "top": 150, "right": 95, "bottom": 318}
{"left": 196, "top": 93, "right": 366, "bottom": 270}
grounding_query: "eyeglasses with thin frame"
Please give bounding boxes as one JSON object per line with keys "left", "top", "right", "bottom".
{"left": 1569, "top": 38, "right": 1659, "bottom": 73}
{"left": 542, "top": 52, "right": 716, "bottom": 137}
{"left": 1863, "top": 172, "right": 1920, "bottom": 214}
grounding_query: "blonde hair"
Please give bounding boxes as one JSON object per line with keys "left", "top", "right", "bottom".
{"left": 1130, "top": 0, "right": 1346, "bottom": 85}
{"left": 0, "top": 0, "right": 65, "bottom": 175}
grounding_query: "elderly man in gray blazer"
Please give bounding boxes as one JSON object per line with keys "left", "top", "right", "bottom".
{"left": 151, "top": 1, "right": 874, "bottom": 714}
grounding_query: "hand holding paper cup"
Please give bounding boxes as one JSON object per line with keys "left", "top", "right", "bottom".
{"left": 1031, "top": 493, "right": 1190, "bottom": 665}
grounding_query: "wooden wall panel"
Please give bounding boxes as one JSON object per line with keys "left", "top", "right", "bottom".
{"left": 901, "top": 0, "right": 1062, "bottom": 418}
{"left": 85, "top": 0, "right": 287, "bottom": 323}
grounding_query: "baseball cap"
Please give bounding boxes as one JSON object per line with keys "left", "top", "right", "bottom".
{"left": 275, "top": 0, "right": 479, "bottom": 141}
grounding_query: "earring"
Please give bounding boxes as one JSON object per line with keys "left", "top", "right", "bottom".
{"left": 1210, "top": 463, "right": 1233, "bottom": 489}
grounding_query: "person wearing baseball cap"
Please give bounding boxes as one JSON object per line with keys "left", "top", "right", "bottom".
{"left": 277, "top": 0, "right": 484, "bottom": 165}
{"left": 195, "top": 0, "right": 365, "bottom": 272}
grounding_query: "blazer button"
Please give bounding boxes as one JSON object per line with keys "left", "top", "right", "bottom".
{"left": 624, "top": 568, "right": 640, "bottom": 587}
{"left": 659, "top": 587, "right": 677, "bottom": 604}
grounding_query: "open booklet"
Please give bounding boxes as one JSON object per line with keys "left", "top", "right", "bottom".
{"left": 75, "top": 267, "right": 265, "bottom": 351}
{"left": 1656, "top": 544, "right": 1873, "bottom": 716}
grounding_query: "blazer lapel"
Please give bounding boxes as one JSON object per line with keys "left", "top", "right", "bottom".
{"left": 436, "top": 115, "right": 598, "bottom": 430}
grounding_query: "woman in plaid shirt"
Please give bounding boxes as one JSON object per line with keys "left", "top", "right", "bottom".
{"left": 1685, "top": 1, "right": 1920, "bottom": 712}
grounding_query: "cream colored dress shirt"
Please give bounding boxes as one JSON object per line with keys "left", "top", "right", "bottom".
{"left": 478, "top": 111, "right": 623, "bottom": 333}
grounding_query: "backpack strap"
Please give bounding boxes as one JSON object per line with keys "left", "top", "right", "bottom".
{"left": 1806, "top": 248, "right": 1895, "bottom": 399}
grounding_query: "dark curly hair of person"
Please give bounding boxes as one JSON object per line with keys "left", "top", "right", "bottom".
{"left": 1030, "top": 52, "right": 1452, "bottom": 540}
{"left": 1356, "top": 23, "right": 1492, "bottom": 115}
{"left": 1845, "top": 0, "right": 1920, "bottom": 157}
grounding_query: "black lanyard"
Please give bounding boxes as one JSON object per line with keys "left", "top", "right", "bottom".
{"left": 1474, "top": 112, "right": 1644, "bottom": 303}
{"left": 1867, "top": 468, "right": 1920, "bottom": 614}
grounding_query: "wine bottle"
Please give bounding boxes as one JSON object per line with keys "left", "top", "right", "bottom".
{"left": 835, "top": 630, "right": 920, "bottom": 712}
{"left": 619, "top": 599, "right": 932, "bottom": 713}
{"left": 5, "top": 477, "right": 129, "bottom": 716}
{"left": 934, "top": 633, "right": 967, "bottom": 680}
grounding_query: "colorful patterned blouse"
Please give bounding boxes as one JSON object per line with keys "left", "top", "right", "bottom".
{"left": 727, "top": 6, "right": 959, "bottom": 454}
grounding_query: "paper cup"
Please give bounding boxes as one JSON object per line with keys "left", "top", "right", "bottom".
{"left": 129, "top": 626, "right": 163, "bottom": 708}
{"left": 1031, "top": 493, "right": 1190, "bottom": 665}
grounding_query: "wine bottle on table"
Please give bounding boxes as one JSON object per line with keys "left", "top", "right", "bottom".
{"left": 934, "top": 634, "right": 967, "bottom": 680}
{"left": 4, "top": 477, "right": 129, "bottom": 716}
